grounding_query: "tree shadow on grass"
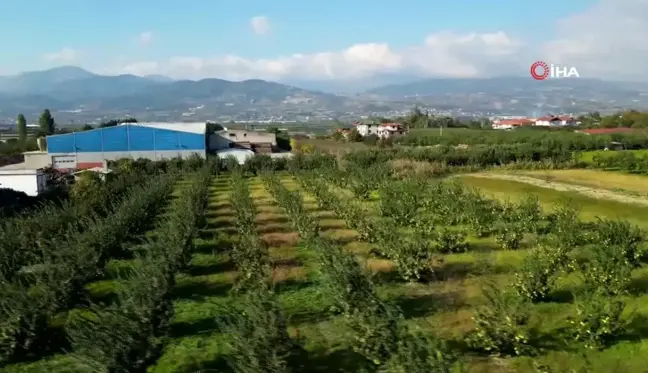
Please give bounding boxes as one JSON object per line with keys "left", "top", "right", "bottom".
{"left": 393, "top": 291, "right": 466, "bottom": 319}
{"left": 172, "top": 280, "right": 232, "bottom": 301}
{"left": 545, "top": 289, "right": 575, "bottom": 303}
{"left": 294, "top": 347, "right": 371, "bottom": 373}
{"left": 627, "top": 274, "right": 648, "bottom": 296}
{"left": 176, "top": 355, "right": 232, "bottom": 373}
{"left": 168, "top": 314, "right": 230, "bottom": 339}
{"left": 187, "top": 260, "right": 236, "bottom": 277}
{"left": 274, "top": 278, "right": 317, "bottom": 294}
{"left": 617, "top": 314, "right": 648, "bottom": 342}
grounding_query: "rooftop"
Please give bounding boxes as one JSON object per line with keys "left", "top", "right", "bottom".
{"left": 0, "top": 162, "right": 41, "bottom": 174}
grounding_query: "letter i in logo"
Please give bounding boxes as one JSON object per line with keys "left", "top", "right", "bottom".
{"left": 530, "top": 61, "right": 549, "bottom": 80}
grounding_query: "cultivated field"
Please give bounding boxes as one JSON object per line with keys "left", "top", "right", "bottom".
{"left": 5, "top": 156, "right": 648, "bottom": 373}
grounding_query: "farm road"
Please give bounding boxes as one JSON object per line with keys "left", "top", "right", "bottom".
{"left": 462, "top": 173, "right": 648, "bottom": 207}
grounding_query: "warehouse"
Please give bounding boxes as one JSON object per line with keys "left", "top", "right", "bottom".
{"left": 46, "top": 122, "right": 206, "bottom": 170}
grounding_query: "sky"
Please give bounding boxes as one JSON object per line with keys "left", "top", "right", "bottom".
{"left": 0, "top": 0, "right": 646, "bottom": 81}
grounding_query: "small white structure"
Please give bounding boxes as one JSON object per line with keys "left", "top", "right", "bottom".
{"left": 0, "top": 163, "right": 47, "bottom": 196}
{"left": 216, "top": 148, "right": 255, "bottom": 165}
{"left": 534, "top": 116, "right": 577, "bottom": 127}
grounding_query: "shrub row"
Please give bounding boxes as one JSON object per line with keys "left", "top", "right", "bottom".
{"left": 0, "top": 171, "right": 178, "bottom": 364}
{"left": 0, "top": 169, "right": 165, "bottom": 280}
{"left": 309, "top": 164, "right": 646, "bottom": 354}
{"left": 226, "top": 171, "right": 298, "bottom": 373}
{"left": 65, "top": 163, "right": 213, "bottom": 372}
{"left": 395, "top": 127, "right": 648, "bottom": 151}
{"left": 264, "top": 171, "right": 456, "bottom": 371}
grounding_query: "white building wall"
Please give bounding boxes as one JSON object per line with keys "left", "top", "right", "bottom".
{"left": 0, "top": 171, "right": 43, "bottom": 196}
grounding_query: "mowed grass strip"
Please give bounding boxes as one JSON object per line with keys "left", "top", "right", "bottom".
{"left": 459, "top": 175, "right": 648, "bottom": 228}
{"left": 509, "top": 169, "right": 648, "bottom": 195}
{"left": 151, "top": 176, "right": 235, "bottom": 373}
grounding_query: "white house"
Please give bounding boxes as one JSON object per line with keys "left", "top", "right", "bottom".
{"left": 353, "top": 121, "right": 378, "bottom": 137}
{"left": 353, "top": 121, "right": 408, "bottom": 138}
{"left": 491, "top": 119, "right": 534, "bottom": 130}
{"left": 534, "top": 115, "right": 578, "bottom": 127}
{"left": 376, "top": 123, "right": 408, "bottom": 138}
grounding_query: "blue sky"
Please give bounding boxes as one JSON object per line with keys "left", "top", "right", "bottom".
{"left": 1, "top": 0, "right": 640, "bottom": 81}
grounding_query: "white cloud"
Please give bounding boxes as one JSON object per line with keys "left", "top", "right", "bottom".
{"left": 109, "top": 0, "right": 648, "bottom": 82}
{"left": 139, "top": 31, "right": 153, "bottom": 45}
{"left": 250, "top": 16, "right": 270, "bottom": 35}
{"left": 116, "top": 31, "right": 523, "bottom": 81}
{"left": 43, "top": 47, "right": 77, "bottom": 62}
{"left": 541, "top": 0, "right": 648, "bottom": 80}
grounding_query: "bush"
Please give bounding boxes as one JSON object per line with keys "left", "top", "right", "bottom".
{"left": 514, "top": 246, "right": 564, "bottom": 302}
{"left": 569, "top": 292, "right": 626, "bottom": 350}
{"left": 468, "top": 282, "right": 532, "bottom": 356}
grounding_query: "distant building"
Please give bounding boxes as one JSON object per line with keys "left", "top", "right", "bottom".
{"left": 352, "top": 121, "right": 408, "bottom": 138}
{"left": 492, "top": 119, "right": 534, "bottom": 130}
{"left": 353, "top": 121, "right": 378, "bottom": 137}
{"left": 534, "top": 115, "right": 578, "bottom": 127}
{"left": 209, "top": 127, "right": 276, "bottom": 154}
{"left": 376, "top": 123, "right": 408, "bottom": 138}
{"left": 43, "top": 122, "right": 207, "bottom": 171}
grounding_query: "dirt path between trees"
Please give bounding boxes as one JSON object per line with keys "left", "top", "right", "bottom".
{"left": 461, "top": 173, "right": 648, "bottom": 207}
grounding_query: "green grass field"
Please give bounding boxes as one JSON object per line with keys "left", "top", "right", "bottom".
{"left": 503, "top": 169, "right": 648, "bottom": 195}
{"left": 8, "top": 171, "right": 648, "bottom": 372}
{"left": 459, "top": 175, "right": 648, "bottom": 228}
{"left": 577, "top": 149, "right": 648, "bottom": 164}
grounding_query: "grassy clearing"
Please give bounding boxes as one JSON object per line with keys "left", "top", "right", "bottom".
{"left": 459, "top": 175, "right": 648, "bottom": 229}
{"left": 503, "top": 169, "right": 648, "bottom": 195}
{"left": 577, "top": 149, "right": 648, "bottom": 163}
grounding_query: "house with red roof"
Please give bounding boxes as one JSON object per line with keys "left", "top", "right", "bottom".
{"left": 352, "top": 120, "right": 408, "bottom": 138}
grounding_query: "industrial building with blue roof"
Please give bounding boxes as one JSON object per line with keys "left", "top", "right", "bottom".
{"left": 45, "top": 122, "right": 206, "bottom": 169}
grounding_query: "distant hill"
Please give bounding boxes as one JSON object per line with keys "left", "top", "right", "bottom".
{"left": 363, "top": 77, "right": 647, "bottom": 98}
{"left": 0, "top": 67, "right": 351, "bottom": 113}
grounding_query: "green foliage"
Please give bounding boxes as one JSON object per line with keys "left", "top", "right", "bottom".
{"left": 37, "top": 109, "right": 56, "bottom": 136}
{"left": 593, "top": 218, "right": 644, "bottom": 267}
{"left": 579, "top": 244, "right": 633, "bottom": 296}
{"left": 433, "top": 228, "right": 467, "bottom": 254}
{"left": 378, "top": 178, "right": 426, "bottom": 225}
{"left": 224, "top": 287, "right": 297, "bottom": 373}
{"left": 229, "top": 172, "right": 271, "bottom": 292}
{"left": 569, "top": 292, "right": 626, "bottom": 350}
{"left": 380, "top": 333, "right": 456, "bottom": 373}
{"left": 0, "top": 171, "right": 177, "bottom": 363}
{"left": 514, "top": 246, "right": 564, "bottom": 302}
{"left": 66, "top": 164, "right": 213, "bottom": 372}
{"left": 495, "top": 222, "right": 525, "bottom": 250}
{"left": 468, "top": 282, "right": 531, "bottom": 356}
{"left": 16, "top": 114, "right": 26, "bottom": 145}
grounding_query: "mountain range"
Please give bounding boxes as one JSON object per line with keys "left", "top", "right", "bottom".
{"left": 0, "top": 66, "right": 646, "bottom": 123}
